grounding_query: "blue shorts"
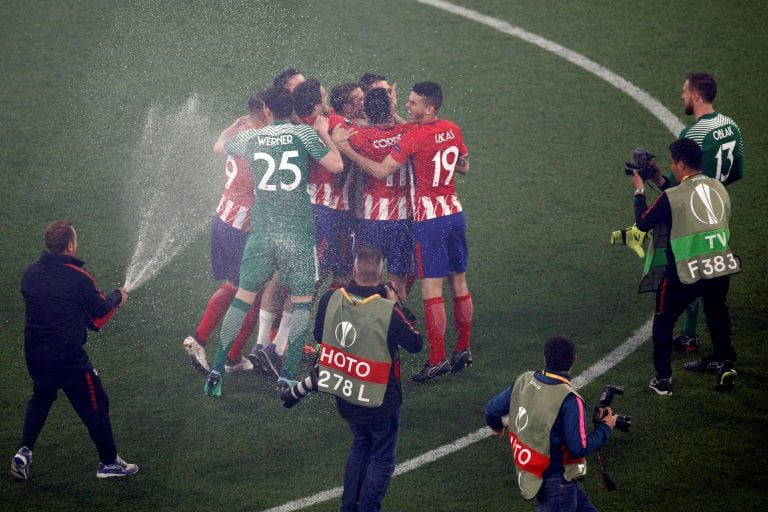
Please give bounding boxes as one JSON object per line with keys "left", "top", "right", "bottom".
{"left": 412, "top": 212, "right": 468, "bottom": 279}
{"left": 356, "top": 219, "right": 413, "bottom": 276}
{"left": 313, "top": 205, "right": 354, "bottom": 277}
{"left": 210, "top": 216, "right": 248, "bottom": 285}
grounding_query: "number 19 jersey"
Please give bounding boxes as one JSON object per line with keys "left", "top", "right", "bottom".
{"left": 390, "top": 119, "right": 468, "bottom": 222}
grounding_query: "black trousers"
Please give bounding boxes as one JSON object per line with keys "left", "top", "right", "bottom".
{"left": 652, "top": 273, "right": 734, "bottom": 379}
{"left": 21, "top": 368, "right": 118, "bottom": 464}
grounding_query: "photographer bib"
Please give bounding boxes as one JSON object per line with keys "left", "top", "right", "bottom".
{"left": 318, "top": 288, "right": 394, "bottom": 408}
{"left": 666, "top": 175, "right": 740, "bottom": 284}
{"left": 509, "top": 371, "right": 587, "bottom": 500}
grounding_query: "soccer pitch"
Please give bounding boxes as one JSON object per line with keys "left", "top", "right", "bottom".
{"left": 1, "top": 1, "right": 767, "bottom": 511}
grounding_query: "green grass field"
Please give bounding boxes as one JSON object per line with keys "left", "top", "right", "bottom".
{"left": 2, "top": 1, "right": 767, "bottom": 510}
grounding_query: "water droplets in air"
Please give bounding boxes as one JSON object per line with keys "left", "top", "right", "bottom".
{"left": 124, "top": 94, "right": 220, "bottom": 292}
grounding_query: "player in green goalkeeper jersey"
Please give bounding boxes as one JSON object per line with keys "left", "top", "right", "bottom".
{"left": 205, "top": 85, "right": 343, "bottom": 396}
{"left": 648, "top": 72, "right": 744, "bottom": 352}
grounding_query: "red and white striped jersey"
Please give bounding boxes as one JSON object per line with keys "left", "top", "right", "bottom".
{"left": 215, "top": 121, "right": 254, "bottom": 231}
{"left": 349, "top": 124, "right": 412, "bottom": 221}
{"left": 301, "top": 114, "right": 354, "bottom": 211}
{"left": 390, "top": 119, "right": 468, "bottom": 222}
{"left": 215, "top": 155, "right": 253, "bottom": 231}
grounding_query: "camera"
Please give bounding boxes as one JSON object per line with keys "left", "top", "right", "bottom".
{"left": 593, "top": 384, "right": 632, "bottom": 433}
{"left": 624, "top": 148, "right": 658, "bottom": 181}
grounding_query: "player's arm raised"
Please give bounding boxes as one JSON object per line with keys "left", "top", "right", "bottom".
{"left": 213, "top": 116, "right": 251, "bottom": 154}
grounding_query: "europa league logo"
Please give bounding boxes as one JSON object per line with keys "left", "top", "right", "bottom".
{"left": 691, "top": 183, "right": 725, "bottom": 225}
{"left": 515, "top": 406, "right": 529, "bottom": 433}
{"left": 335, "top": 321, "right": 357, "bottom": 348}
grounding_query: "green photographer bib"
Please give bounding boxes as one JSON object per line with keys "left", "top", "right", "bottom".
{"left": 666, "top": 175, "right": 740, "bottom": 284}
{"left": 318, "top": 288, "right": 394, "bottom": 408}
{"left": 508, "top": 371, "right": 587, "bottom": 500}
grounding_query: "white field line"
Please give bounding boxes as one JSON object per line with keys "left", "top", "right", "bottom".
{"left": 416, "top": 0, "right": 685, "bottom": 136}
{"left": 263, "top": 0, "right": 678, "bottom": 509}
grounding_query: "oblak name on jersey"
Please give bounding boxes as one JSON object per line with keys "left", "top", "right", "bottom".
{"left": 712, "top": 126, "right": 734, "bottom": 141}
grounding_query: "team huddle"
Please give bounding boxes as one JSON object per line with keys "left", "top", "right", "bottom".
{"left": 182, "top": 69, "right": 474, "bottom": 397}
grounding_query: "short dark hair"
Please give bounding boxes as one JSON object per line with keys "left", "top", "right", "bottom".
{"left": 248, "top": 91, "right": 265, "bottom": 114}
{"left": 292, "top": 79, "right": 322, "bottom": 117}
{"left": 359, "top": 72, "right": 386, "bottom": 93}
{"left": 686, "top": 72, "right": 717, "bottom": 103}
{"left": 273, "top": 68, "right": 302, "bottom": 89}
{"left": 544, "top": 335, "right": 576, "bottom": 372}
{"left": 330, "top": 82, "right": 361, "bottom": 114}
{"left": 353, "top": 246, "right": 384, "bottom": 283}
{"left": 669, "top": 138, "right": 703, "bottom": 170}
{"left": 412, "top": 81, "right": 443, "bottom": 110}
{"left": 45, "top": 219, "right": 75, "bottom": 255}
{"left": 364, "top": 87, "right": 392, "bottom": 125}
{"left": 263, "top": 86, "right": 294, "bottom": 120}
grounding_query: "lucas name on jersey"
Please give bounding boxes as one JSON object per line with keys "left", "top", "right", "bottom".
{"left": 434, "top": 129, "right": 455, "bottom": 144}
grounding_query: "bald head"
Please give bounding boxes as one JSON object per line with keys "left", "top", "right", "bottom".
{"left": 352, "top": 247, "right": 384, "bottom": 286}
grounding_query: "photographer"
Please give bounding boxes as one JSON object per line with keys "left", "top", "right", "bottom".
{"left": 485, "top": 335, "right": 616, "bottom": 511}
{"left": 282, "top": 246, "right": 422, "bottom": 512}
{"left": 632, "top": 138, "right": 740, "bottom": 395}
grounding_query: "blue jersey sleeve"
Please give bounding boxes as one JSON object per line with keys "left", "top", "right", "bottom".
{"left": 561, "top": 394, "right": 611, "bottom": 458}
{"left": 485, "top": 385, "right": 513, "bottom": 431}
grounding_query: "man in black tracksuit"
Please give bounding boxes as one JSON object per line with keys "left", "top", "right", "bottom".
{"left": 12, "top": 219, "right": 138, "bottom": 480}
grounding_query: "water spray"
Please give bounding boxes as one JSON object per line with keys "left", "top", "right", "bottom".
{"left": 123, "top": 94, "right": 220, "bottom": 292}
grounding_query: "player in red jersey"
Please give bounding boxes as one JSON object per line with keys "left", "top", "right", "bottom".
{"left": 330, "top": 82, "right": 366, "bottom": 125}
{"left": 293, "top": 79, "right": 356, "bottom": 289}
{"left": 334, "top": 81, "right": 473, "bottom": 383}
{"left": 183, "top": 94, "right": 269, "bottom": 374}
{"left": 346, "top": 87, "right": 413, "bottom": 300}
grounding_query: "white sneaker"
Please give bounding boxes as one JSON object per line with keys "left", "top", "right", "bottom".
{"left": 183, "top": 336, "right": 209, "bottom": 373}
{"left": 224, "top": 356, "right": 254, "bottom": 373}
{"left": 11, "top": 446, "right": 32, "bottom": 480}
{"left": 96, "top": 454, "right": 139, "bottom": 478}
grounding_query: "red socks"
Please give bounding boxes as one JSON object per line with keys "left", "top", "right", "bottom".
{"left": 424, "top": 297, "right": 447, "bottom": 364}
{"left": 453, "top": 293, "right": 473, "bottom": 352}
{"left": 227, "top": 301, "right": 260, "bottom": 362}
{"left": 424, "top": 294, "right": 473, "bottom": 363}
{"left": 196, "top": 283, "right": 237, "bottom": 344}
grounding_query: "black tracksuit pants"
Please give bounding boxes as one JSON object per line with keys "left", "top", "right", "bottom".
{"left": 652, "top": 272, "right": 735, "bottom": 379}
{"left": 22, "top": 368, "right": 118, "bottom": 464}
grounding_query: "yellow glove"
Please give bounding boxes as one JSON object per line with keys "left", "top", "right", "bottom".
{"left": 610, "top": 224, "right": 647, "bottom": 258}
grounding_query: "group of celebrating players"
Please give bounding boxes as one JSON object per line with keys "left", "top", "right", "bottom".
{"left": 182, "top": 68, "right": 475, "bottom": 396}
